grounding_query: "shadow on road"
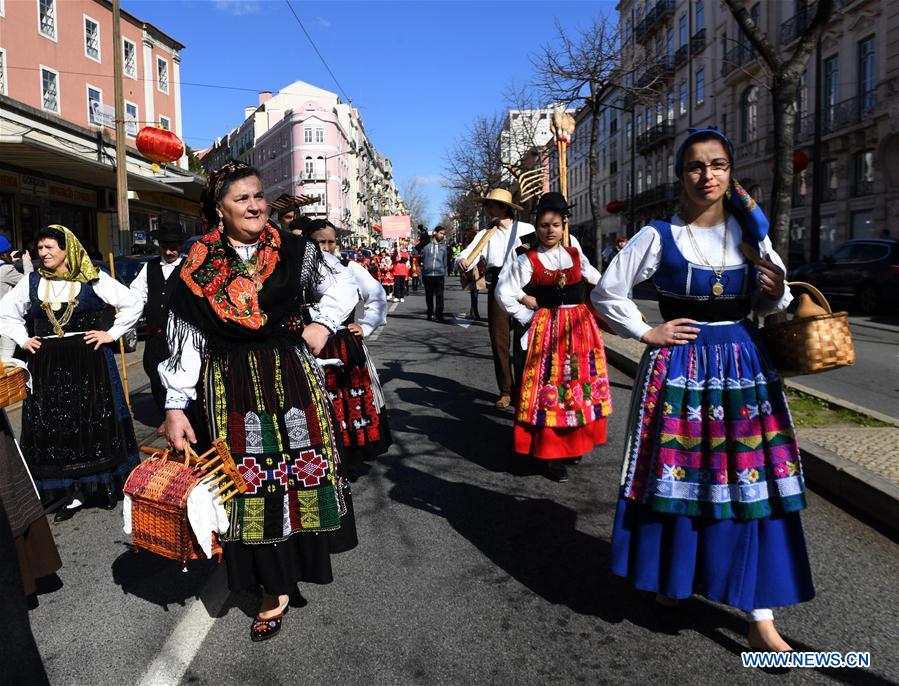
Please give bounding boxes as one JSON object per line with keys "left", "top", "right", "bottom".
{"left": 111, "top": 546, "right": 217, "bottom": 610}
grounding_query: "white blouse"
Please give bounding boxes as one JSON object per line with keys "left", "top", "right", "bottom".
{"left": 455, "top": 220, "right": 536, "bottom": 271}
{"left": 590, "top": 214, "right": 793, "bottom": 340}
{"left": 346, "top": 259, "right": 387, "bottom": 337}
{"left": 159, "top": 248, "right": 358, "bottom": 409}
{"left": 496, "top": 245, "right": 602, "bottom": 326}
{"left": 0, "top": 271, "right": 141, "bottom": 345}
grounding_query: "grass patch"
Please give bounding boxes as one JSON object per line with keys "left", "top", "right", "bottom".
{"left": 785, "top": 388, "right": 890, "bottom": 428}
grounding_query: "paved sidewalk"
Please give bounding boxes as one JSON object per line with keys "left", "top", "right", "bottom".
{"left": 602, "top": 334, "right": 899, "bottom": 534}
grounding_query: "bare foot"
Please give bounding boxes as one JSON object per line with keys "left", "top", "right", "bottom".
{"left": 748, "top": 619, "right": 793, "bottom": 652}
{"left": 655, "top": 593, "right": 680, "bottom": 607}
{"left": 257, "top": 592, "right": 289, "bottom": 620}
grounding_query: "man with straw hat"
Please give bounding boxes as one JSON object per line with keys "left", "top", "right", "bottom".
{"left": 269, "top": 193, "right": 312, "bottom": 234}
{"left": 456, "top": 188, "right": 535, "bottom": 408}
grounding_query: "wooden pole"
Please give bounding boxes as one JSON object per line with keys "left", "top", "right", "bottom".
{"left": 111, "top": 0, "right": 130, "bottom": 253}
{"left": 558, "top": 141, "right": 570, "bottom": 247}
{"left": 108, "top": 253, "right": 131, "bottom": 410}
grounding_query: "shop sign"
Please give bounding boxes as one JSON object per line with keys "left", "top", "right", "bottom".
{"left": 48, "top": 182, "right": 97, "bottom": 207}
{"left": 0, "top": 172, "right": 19, "bottom": 191}
{"left": 133, "top": 231, "right": 147, "bottom": 245}
{"left": 20, "top": 174, "right": 49, "bottom": 198}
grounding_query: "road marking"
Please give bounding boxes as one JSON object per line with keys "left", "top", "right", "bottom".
{"left": 388, "top": 302, "right": 398, "bottom": 313}
{"left": 136, "top": 565, "right": 229, "bottom": 686}
{"left": 368, "top": 327, "right": 383, "bottom": 342}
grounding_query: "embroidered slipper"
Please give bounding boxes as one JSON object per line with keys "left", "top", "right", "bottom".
{"left": 250, "top": 605, "right": 288, "bottom": 642}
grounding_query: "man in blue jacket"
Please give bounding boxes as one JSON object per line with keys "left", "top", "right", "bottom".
{"left": 419, "top": 225, "right": 450, "bottom": 322}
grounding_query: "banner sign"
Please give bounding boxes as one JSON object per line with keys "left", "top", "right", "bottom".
{"left": 380, "top": 215, "right": 411, "bottom": 238}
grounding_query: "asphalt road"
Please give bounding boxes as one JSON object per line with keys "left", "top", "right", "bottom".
{"left": 20, "top": 285, "right": 899, "bottom": 685}
{"left": 631, "top": 294, "right": 899, "bottom": 420}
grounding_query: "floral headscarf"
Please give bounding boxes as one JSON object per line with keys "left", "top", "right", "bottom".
{"left": 38, "top": 224, "right": 100, "bottom": 283}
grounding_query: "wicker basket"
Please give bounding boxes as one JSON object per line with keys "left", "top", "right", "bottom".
{"left": 760, "top": 281, "right": 855, "bottom": 377}
{"left": 123, "top": 448, "right": 222, "bottom": 566}
{"left": 0, "top": 365, "right": 27, "bottom": 409}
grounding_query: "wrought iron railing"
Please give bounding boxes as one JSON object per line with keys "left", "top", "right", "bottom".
{"left": 691, "top": 28, "right": 707, "bottom": 54}
{"left": 721, "top": 43, "right": 757, "bottom": 77}
{"left": 637, "top": 120, "right": 675, "bottom": 153}
{"left": 780, "top": 2, "right": 817, "bottom": 45}
{"left": 822, "top": 94, "right": 877, "bottom": 134}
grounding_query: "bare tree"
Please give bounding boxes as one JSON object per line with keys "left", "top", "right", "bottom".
{"left": 443, "top": 112, "right": 506, "bottom": 197}
{"left": 532, "top": 16, "right": 674, "bottom": 253}
{"left": 401, "top": 177, "right": 431, "bottom": 229}
{"left": 724, "top": 0, "right": 835, "bottom": 257}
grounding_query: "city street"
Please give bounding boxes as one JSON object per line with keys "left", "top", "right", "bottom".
{"left": 20, "top": 286, "right": 899, "bottom": 686}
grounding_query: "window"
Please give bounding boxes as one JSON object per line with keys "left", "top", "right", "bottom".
{"left": 84, "top": 16, "right": 100, "bottom": 62}
{"left": 854, "top": 150, "right": 875, "bottom": 196}
{"left": 636, "top": 114, "right": 643, "bottom": 135}
{"left": 678, "top": 81, "right": 687, "bottom": 115}
{"left": 823, "top": 55, "right": 839, "bottom": 128}
{"left": 858, "top": 36, "right": 875, "bottom": 111}
{"left": 795, "top": 71, "right": 808, "bottom": 132}
{"left": 125, "top": 101, "right": 138, "bottom": 137}
{"left": 87, "top": 85, "right": 102, "bottom": 125}
{"left": 315, "top": 127, "right": 324, "bottom": 143}
{"left": 819, "top": 215, "right": 836, "bottom": 257}
{"left": 40, "top": 66, "right": 59, "bottom": 113}
{"left": 159, "top": 115, "right": 170, "bottom": 130}
{"left": 850, "top": 210, "right": 873, "bottom": 239}
{"left": 646, "top": 165, "right": 653, "bottom": 189}
{"left": 695, "top": 68, "right": 705, "bottom": 105}
{"left": 305, "top": 157, "right": 314, "bottom": 179}
{"left": 740, "top": 86, "right": 758, "bottom": 143}
{"left": 696, "top": 1, "right": 705, "bottom": 32}
{"left": 667, "top": 91, "right": 675, "bottom": 120}
{"left": 667, "top": 28, "right": 674, "bottom": 59}
{"left": 637, "top": 168, "right": 643, "bottom": 193}
{"left": 625, "top": 19, "right": 632, "bottom": 46}
{"left": 822, "top": 159, "right": 839, "bottom": 200}
{"left": 38, "top": 0, "right": 56, "bottom": 40}
{"left": 157, "top": 57, "right": 169, "bottom": 94}
{"left": 678, "top": 14, "right": 687, "bottom": 47}
{"left": 123, "top": 39, "right": 137, "bottom": 79}
{"left": 667, "top": 154, "right": 674, "bottom": 181}
{"left": 304, "top": 127, "right": 313, "bottom": 143}
{"left": 0, "top": 49, "right": 6, "bottom": 96}
{"left": 626, "top": 121, "right": 633, "bottom": 148}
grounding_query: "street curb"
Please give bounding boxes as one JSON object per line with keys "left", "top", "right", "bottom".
{"left": 603, "top": 336, "right": 899, "bottom": 536}
{"left": 850, "top": 319, "right": 899, "bottom": 334}
{"left": 784, "top": 379, "right": 899, "bottom": 428}
{"left": 798, "top": 438, "right": 899, "bottom": 537}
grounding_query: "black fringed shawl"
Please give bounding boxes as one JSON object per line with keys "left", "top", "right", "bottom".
{"left": 165, "top": 228, "right": 326, "bottom": 370}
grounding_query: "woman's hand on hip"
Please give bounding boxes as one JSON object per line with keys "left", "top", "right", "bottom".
{"left": 302, "top": 323, "right": 330, "bottom": 355}
{"left": 164, "top": 409, "right": 196, "bottom": 452}
{"left": 23, "top": 337, "right": 42, "bottom": 354}
{"left": 84, "top": 330, "right": 114, "bottom": 350}
{"left": 347, "top": 323, "right": 364, "bottom": 337}
{"left": 640, "top": 318, "right": 700, "bottom": 347}
{"left": 519, "top": 295, "right": 539, "bottom": 311}
{"left": 756, "top": 257, "right": 786, "bottom": 299}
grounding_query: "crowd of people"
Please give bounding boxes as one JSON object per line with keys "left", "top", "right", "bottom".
{"left": 2, "top": 126, "right": 814, "bottom": 680}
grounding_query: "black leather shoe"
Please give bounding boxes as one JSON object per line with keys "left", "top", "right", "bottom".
{"left": 546, "top": 462, "right": 569, "bottom": 483}
{"left": 54, "top": 504, "right": 81, "bottom": 522}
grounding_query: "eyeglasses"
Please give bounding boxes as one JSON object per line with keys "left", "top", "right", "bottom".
{"left": 683, "top": 160, "right": 731, "bottom": 177}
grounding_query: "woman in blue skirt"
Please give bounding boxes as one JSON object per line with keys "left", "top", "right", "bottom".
{"left": 591, "top": 128, "right": 813, "bottom": 652}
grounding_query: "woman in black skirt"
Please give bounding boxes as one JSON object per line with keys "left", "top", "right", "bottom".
{"left": 0, "top": 225, "right": 141, "bottom": 520}
{"left": 161, "top": 161, "right": 358, "bottom": 641}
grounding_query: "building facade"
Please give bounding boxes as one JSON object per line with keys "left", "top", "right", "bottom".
{"left": 202, "top": 80, "right": 403, "bottom": 246}
{"left": 592, "top": 0, "right": 898, "bottom": 266}
{"left": 0, "top": 0, "right": 200, "bottom": 254}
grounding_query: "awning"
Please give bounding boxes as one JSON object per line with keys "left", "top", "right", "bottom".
{"left": 0, "top": 135, "right": 184, "bottom": 195}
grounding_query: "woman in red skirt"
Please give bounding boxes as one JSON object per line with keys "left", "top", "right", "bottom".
{"left": 496, "top": 192, "right": 612, "bottom": 482}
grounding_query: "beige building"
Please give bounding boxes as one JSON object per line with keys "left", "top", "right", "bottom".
{"left": 601, "top": 0, "right": 898, "bottom": 265}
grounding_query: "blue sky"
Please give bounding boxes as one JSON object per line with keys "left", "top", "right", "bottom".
{"left": 126, "top": 0, "right": 614, "bottom": 223}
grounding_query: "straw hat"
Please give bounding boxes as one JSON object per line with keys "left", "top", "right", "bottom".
{"left": 478, "top": 188, "right": 523, "bottom": 211}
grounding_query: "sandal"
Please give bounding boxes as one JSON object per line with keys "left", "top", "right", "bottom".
{"left": 250, "top": 605, "right": 288, "bottom": 642}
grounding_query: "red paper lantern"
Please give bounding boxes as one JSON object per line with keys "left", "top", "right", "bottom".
{"left": 606, "top": 200, "right": 626, "bottom": 214}
{"left": 793, "top": 149, "right": 809, "bottom": 173}
{"left": 136, "top": 126, "right": 185, "bottom": 166}
{"left": 372, "top": 225, "right": 382, "bottom": 233}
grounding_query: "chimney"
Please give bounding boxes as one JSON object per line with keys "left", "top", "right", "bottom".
{"left": 244, "top": 106, "right": 256, "bottom": 120}
{"left": 259, "top": 91, "right": 273, "bottom": 106}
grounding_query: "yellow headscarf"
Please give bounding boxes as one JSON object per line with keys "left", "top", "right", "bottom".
{"left": 37, "top": 224, "right": 100, "bottom": 283}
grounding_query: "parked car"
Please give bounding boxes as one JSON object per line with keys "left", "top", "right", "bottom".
{"left": 788, "top": 238, "right": 899, "bottom": 315}
{"left": 93, "top": 255, "right": 155, "bottom": 352}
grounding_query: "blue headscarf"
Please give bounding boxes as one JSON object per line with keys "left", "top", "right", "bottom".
{"left": 675, "top": 127, "right": 769, "bottom": 242}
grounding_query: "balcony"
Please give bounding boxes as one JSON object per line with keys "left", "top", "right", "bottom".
{"left": 721, "top": 43, "right": 758, "bottom": 78}
{"left": 636, "top": 56, "right": 675, "bottom": 89}
{"left": 781, "top": 2, "right": 817, "bottom": 45}
{"left": 691, "top": 28, "right": 707, "bottom": 54}
{"left": 637, "top": 119, "right": 675, "bottom": 153}
{"left": 823, "top": 186, "right": 839, "bottom": 202}
{"left": 822, "top": 94, "right": 877, "bottom": 135}
{"left": 635, "top": 181, "right": 679, "bottom": 208}
{"left": 635, "top": 0, "right": 675, "bottom": 45}
{"left": 674, "top": 44, "right": 688, "bottom": 69}
{"left": 853, "top": 178, "right": 874, "bottom": 197}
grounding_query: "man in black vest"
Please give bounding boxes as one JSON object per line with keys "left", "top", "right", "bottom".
{"left": 130, "top": 221, "right": 188, "bottom": 417}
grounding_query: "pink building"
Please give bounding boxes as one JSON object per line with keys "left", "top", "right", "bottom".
{"left": 0, "top": 0, "right": 197, "bottom": 253}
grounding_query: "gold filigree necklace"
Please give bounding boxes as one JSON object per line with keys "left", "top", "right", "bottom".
{"left": 684, "top": 220, "right": 729, "bottom": 297}
{"left": 41, "top": 280, "right": 78, "bottom": 336}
